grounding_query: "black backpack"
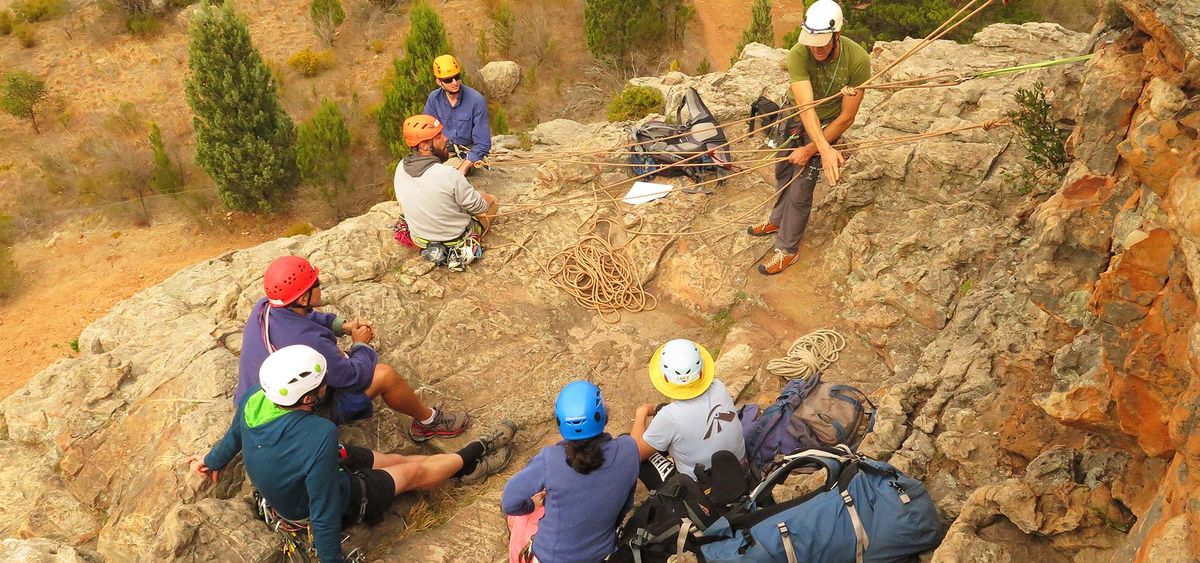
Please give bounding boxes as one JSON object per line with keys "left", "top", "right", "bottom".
{"left": 610, "top": 451, "right": 750, "bottom": 563}
{"left": 629, "top": 87, "right": 733, "bottom": 181}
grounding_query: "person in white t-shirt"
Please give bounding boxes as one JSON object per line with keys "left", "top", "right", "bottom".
{"left": 630, "top": 339, "right": 746, "bottom": 488}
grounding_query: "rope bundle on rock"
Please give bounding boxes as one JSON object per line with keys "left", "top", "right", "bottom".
{"left": 767, "top": 329, "right": 847, "bottom": 381}
{"left": 544, "top": 220, "right": 657, "bottom": 323}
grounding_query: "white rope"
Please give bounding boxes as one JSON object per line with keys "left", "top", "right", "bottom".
{"left": 766, "top": 329, "right": 846, "bottom": 381}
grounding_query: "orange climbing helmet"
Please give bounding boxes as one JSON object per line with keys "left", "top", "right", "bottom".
{"left": 403, "top": 114, "right": 443, "bottom": 148}
{"left": 432, "top": 54, "right": 462, "bottom": 79}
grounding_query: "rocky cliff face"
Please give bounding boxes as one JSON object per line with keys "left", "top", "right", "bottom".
{"left": 0, "top": 10, "right": 1196, "bottom": 562}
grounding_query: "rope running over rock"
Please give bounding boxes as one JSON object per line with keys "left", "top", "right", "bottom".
{"left": 766, "top": 329, "right": 847, "bottom": 381}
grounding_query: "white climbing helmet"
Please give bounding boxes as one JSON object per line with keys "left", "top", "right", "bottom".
{"left": 797, "top": 0, "right": 844, "bottom": 47}
{"left": 259, "top": 344, "right": 328, "bottom": 407}
{"left": 649, "top": 339, "right": 716, "bottom": 400}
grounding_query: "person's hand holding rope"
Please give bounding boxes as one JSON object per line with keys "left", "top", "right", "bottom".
{"left": 788, "top": 144, "right": 818, "bottom": 166}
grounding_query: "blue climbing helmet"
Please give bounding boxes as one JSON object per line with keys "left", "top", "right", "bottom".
{"left": 555, "top": 381, "right": 607, "bottom": 440}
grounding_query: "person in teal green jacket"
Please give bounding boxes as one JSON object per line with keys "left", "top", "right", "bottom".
{"left": 187, "top": 345, "right": 517, "bottom": 563}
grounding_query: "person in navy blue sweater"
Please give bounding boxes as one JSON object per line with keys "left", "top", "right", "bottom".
{"left": 502, "top": 381, "right": 640, "bottom": 563}
{"left": 425, "top": 54, "right": 491, "bottom": 176}
{"left": 190, "top": 345, "right": 517, "bottom": 563}
{"left": 235, "top": 255, "right": 468, "bottom": 442}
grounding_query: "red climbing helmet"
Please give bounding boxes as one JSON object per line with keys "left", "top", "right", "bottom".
{"left": 264, "top": 256, "right": 320, "bottom": 307}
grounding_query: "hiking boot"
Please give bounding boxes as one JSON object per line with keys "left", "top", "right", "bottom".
{"left": 409, "top": 407, "right": 470, "bottom": 442}
{"left": 747, "top": 222, "right": 780, "bottom": 237}
{"left": 457, "top": 445, "right": 514, "bottom": 486}
{"left": 757, "top": 249, "right": 798, "bottom": 276}
{"left": 476, "top": 419, "right": 519, "bottom": 455}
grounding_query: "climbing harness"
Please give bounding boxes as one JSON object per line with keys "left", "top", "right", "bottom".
{"left": 766, "top": 329, "right": 847, "bottom": 381}
{"left": 252, "top": 490, "right": 366, "bottom": 563}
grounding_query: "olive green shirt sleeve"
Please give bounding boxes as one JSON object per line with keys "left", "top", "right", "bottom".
{"left": 786, "top": 44, "right": 811, "bottom": 84}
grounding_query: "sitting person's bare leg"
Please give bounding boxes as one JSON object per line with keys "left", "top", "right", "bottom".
{"left": 364, "top": 364, "right": 469, "bottom": 441}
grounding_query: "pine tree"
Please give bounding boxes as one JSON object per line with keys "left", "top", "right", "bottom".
{"left": 377, "top": 1, "right": 451, "bottom": 158}
{"left": 0, "top": 71, "right": 47, "bottom": 133}
{"left": 310, "top": 0, "right": 344, "bottom": 46}
{"left": 296, "top": 99, "right": 352, "bottom": 218}
{"left": 584, "top": 0, "right": 689, "bottom": 65}
{"left": 185, "top": 1, "right": 299, "bottom": 214}
{"left": 732, "top": 0, "right": 773, "bottom": 65}
{"left": 148, "top": 122, "right": 184, "bottom": 194}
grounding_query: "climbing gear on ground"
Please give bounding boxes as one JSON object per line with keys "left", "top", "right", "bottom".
{"left": 739, "top": 371, "right": 875, "bottom": 473}
{"left": 555, "top": 380, "right": 608, "bottom": 440}
{"left": 796, "top": 0, "right": 844, "bottom": 47}
{"left": 259, "top": 345, "right": 327, "bottom": 407}
{"left": 458, "top": 444, "right": 514, "bottom": 485}
{"left": 409, "top": 406, "right": 470, "bottom": 442}
{"left": 700, "top": 447, "right": 943, "bottom": 563}
{"left": 264, "top": 255, "right": 320, "bottom": 307}
{"left": 403, "top": 114, "right": 443, "bottom": 148}
{"left": 629, "top": 88, "right": 733, "bottom": 182}
{"left": 420, "top": 242, "right": 450, "bottom": 266}
{"left": 757, "top": 249, "right": 798, "bottom": 276}
{"left": 767, "top": 329, "right": 846, "bottom": 381}
{"left": 746, "top": 222, "right": 780, "bottom": 237}
{"left": 410, "top": 218, "right": 485, "bottom": 271}
{"left": 649, "top": 340, "right": 716, "bottom": 401}
{"left": 611, "top": 451, "right": 750, "bottom": 563}
{"left": 542, "top": 219, "right": 657, "bottom": 323}
{"left": 253, "top": 490, "right": 366, "bottom": 563}
{"left": 393, "top": 219, "right": 416, "bottom": 249}
{"left": 432, "top": 54, "right": 462, "bottom": 79}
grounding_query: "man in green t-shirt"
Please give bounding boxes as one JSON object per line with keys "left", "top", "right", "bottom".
{"left": 749, "top": 0, "right": 871, "bottom": 275}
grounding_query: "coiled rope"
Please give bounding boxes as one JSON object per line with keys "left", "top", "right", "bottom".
{"left": 766, "top": 329, "right": 847, "bottom": 381}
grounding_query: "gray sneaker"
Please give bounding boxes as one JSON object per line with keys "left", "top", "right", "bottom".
{"left": 458, "top": 444, "right": 514, "bottom": 486}
{"left": 477, "top": 419, "right": 519, "bottom": 454}
{"left": 409, "top": 406, "right": 470, "bottom": 442}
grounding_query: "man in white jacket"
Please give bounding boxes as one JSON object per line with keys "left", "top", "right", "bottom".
{"left": 394, "top": 114, "right": 498, "bottom": 269}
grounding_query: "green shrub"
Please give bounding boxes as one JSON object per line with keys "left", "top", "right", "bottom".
{"left": 283, "top": 222, "right": 316, "bottom": 237}
{"left": 584, "top": 0, "right": 692, "bottom": 65}
{"left": 310, "top": 0, "right": 344, "bottom": 45}
{"left": 296, "top": 99, "right": 352, "bottom": 219}
{"left": 491, "top": 106, "right": 510, "bottom": 135}
{"left": 606, "top": 85, "right": 663, "bottom": 122}
{"left": 12, "top": 0, "right": 68, "bottom": 22}
{"left": 488, "top": 1, "right": 514, "bottom": 58}
{"left": 14, "top": 22, "right": 36, "bottom": 47}
{"left": 0, "top": 10, "right": 14, "bottom": 35}
{"left": 1, "top": 71, "right": 48, "bottom": 132}
{"left": 732, "top": 0, "right": 773, "bottom": 65}
{"left": 696, "top": 58, "right": 711, "bottom": 75}
{"left": 377, "top": 1, "right": 451, "bottom": 158}
{"left": 185, "top": 2, "right": 299, "bottom": 213}
{"left": 149, "top": 122, "right": 184, "bottom": 194}
{"left": 1007, "top": 82, "right": 1069, "bottom": 177}
{"left": 0, "top": 246, "right": 17, "bottom": 301}
{"left": 287, "top": 48, "right": 335, "bottom": 77}
{"left": 126, "top": 13, "right": 160, "bottom": 36}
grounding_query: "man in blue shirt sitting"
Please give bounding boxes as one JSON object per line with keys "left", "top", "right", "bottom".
{"left": 188, "top": 345, "right": 517, "bottom": 563}
{"left": 424, "top": 54, "right": 491, "bottom": 176}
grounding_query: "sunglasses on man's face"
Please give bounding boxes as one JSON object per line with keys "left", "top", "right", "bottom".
{"left": 440, "top": 75, "right": 462, "bottom": 84}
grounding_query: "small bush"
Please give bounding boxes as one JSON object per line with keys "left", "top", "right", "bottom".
{"left": 1007, "top": 82, "right": 1069, "bottom": 177}
{"left": 516, "top": 131, "right": 532, "bottom": 151}
{"left": 310, "top": 0, "right": 344, "bottom": 46}
{"left": 287, "top": 48, "right": 335, "bottom": 77}
{"left": 14, "top": 22, "right": 36, "bottom": 47}
{"left": 0, "top": 246, "right": 17, "bottom": 301}
{"left": 606, "top": 85, "right": 663, "bottom": 122}
{"left": 283, "top": 222, "right": 316, "bottom": 237}
{"left": 149, "top": 122, "right": 184, "bottom": 194}
{"left": 126, "top": 13, "right": 160, "bottom": 36}
{"left": 11, "top": 0, "right": 68, "bottom": 22}
{"left": 0, "top": 11, "right": 14, "bottom": 35}
{"left": 696, "top": 58, "right": 711, "bottom": 75}
{"left": 488, "top": 1, "right": 514, "bottom": 58}
{"left": 369, "top": 39, "right": 385, "bottom": 53}
{"left": 492, "top": 106, "right": 509, "bottom": 135}
{"left": 1, "top": 71, "right": 48, "bottom": 132}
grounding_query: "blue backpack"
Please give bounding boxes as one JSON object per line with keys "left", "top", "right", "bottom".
{"left": 739, "top": 373, "right": 876, "bottom": 474}
{"left": 701, "top": 447, "right": 944, "bottom": 563}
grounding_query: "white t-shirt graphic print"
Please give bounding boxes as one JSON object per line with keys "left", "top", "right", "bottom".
{"left": 642, "top": 379, "right": 746, "bottom": 479}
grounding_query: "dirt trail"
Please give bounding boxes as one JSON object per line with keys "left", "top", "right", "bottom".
{"left": 0, "top": 223, "right": 277, "bottom": 399}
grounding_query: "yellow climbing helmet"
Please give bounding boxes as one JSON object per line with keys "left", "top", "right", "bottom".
{"left": 648, "top": 339, "right": 715, "bottom": 400}
{"left": 432, "top": 54, "right": 462, "bottom": 79}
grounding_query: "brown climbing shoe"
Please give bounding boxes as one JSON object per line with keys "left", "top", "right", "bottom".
{"left": 477, "top": 419, "right": 519, "bottom": 455}
{"left": 409, "top": 406, "right": 470, "bottom": 442}
{"left": 747, "top": 222, "right": 780, "bottom": 237}
{"left": 457, "top": 445, "right": 513, "bottom": 485}
{"left": 757, "top": 249, "right": 798, "bottom": 276}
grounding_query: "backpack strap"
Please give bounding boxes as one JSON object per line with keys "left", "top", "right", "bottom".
{"left": 836, "top": 462, "right": 870, "bottom": 563}
{"left": 675, "top": 518, "right": 692, "bottom": 559}
{"left": 776, "top": 522, "right": 799, "bottom": 563}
